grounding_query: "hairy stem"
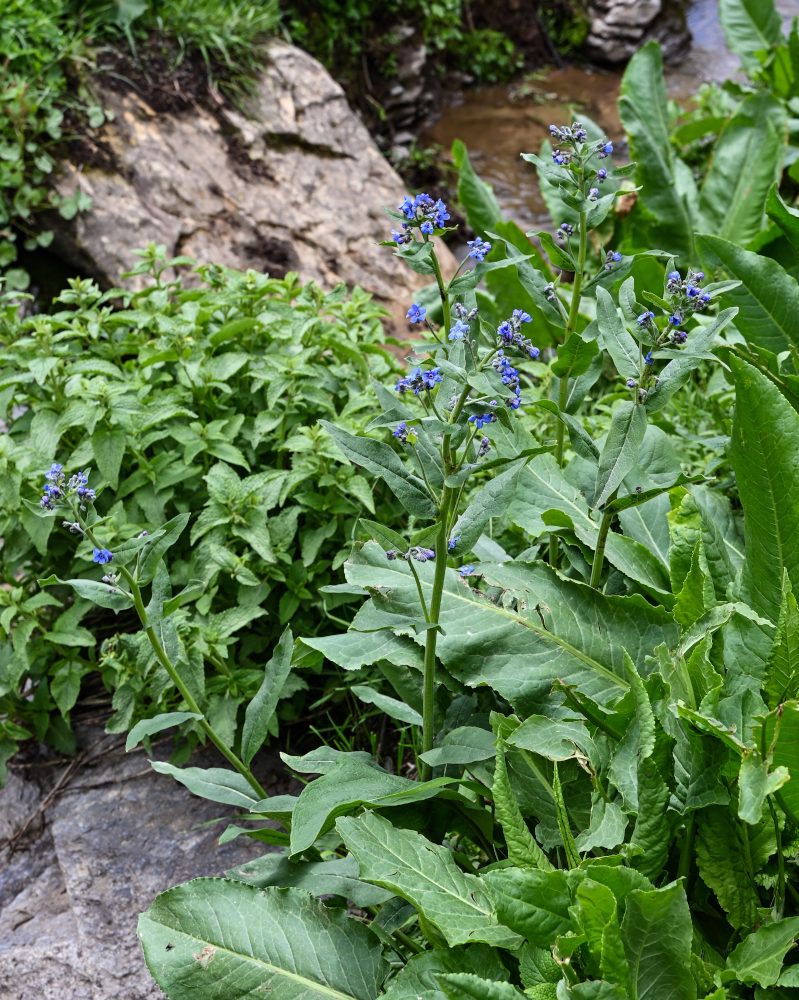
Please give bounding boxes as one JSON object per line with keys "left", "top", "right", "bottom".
{"left": 589, "top": 488, "right": 618, "bottom": 589}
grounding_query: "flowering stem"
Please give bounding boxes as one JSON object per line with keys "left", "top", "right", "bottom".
{"left": 420, "top": 486, "right": 454, "bottom": 782}
{"left": 72, "top": 509, "right": 266, "bottom": 798}
{"left": 589, "top": 486, "right": 618, "bottom": 589}
{"left": 431, "top": 251, "right": 452, "bottom": 340}
{"left": 551, "top": 209, "right": 588, "bottom": 570}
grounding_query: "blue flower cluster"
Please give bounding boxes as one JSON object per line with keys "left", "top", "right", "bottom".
{"left": 395, "top": 367, "right": 443, "bottom": 395}
{"left": 449, "top": 302, "right": 478, "bottom": 341}
{"left": 40, "top": 464, "right": 96, "bottom": 511}
{"left": 496, "top": 309, "right": 540, "bottom": 360}
{"left": 467, "top": 238, "right": 492, "bottom": 262}
{"left": 385, "top": 546, "right": 435, "bottom": 563}
{"left": 393, "top": 422, "right": 409, "bottom": 444}
{"left": 392, "top": 193, "right": 450, "bottom": 244}
{"left": 469, "top": 412, "right": 497, "bottom": 429}
{"left": 493, "top": 354, "right": 523, "bottom": 409}
{"left": 664, "top": 268, "right": 712, "bottom": 329}
{"left": 458, "top": 564, "right": 475, "bottom": 577}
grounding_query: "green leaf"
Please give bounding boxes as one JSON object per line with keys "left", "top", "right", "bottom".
{"left": 551, "top": 335, "right": 599, "bottom": 379}
{"left": 595, "top": 287, "right": 639, "bottom": 380}
{"left": 695, "top": 805, "right": 760, "bottom": 929}
{"left": 766, "top": 182, "right": 799, "bottom": 253}
{"left": 351, "top": 684, "right": 423, "bottom": 727}
{"left": 339, "top": 811, "right": 520, "bottom": 948}
{"left": 125, "top": 711, "right": 203, "bottom": 752}
{"left": 290, "top": 759, "right": 456, "bottom": 856}
{"left": 358, "top": 519, "right": 407, "bottom": 554}
{"left": 138, "top": 880, "right": 387, "bottom": 1000}
{"left": 149, "top": 762, "right": 263, "bottom": 809}
{"left": 698, "top": 92, "right": 786, "bottom": 247}
{"left": 594, "top": 402, "right": 647, "bottom": 509}
{"left": 38, "top": 574, "right": 133, "bottom": 612}
{"left": 619, "top": 883, "right": 695, "bottom": 1000}
{"left": 608, "top": 654, "right": 656, "bottom": 812}
{"left": 321, "top": 421, "right": 437, "bottom": 520}
{"left": 673, "top": 538, "right": 716, "bottom": 629}
{"left": 383, "top": 949, "right": 510, "bottom": 1000}
{"left": 484, "top": 867, "right": 572, "bottom": 946}
{"left": 619, "top": 43, "right": 695, "bottom": 255}
{"left": 451, "top": 463, "right": 522, "bottom": 554}
{"left": 137, "top": 513, "right": 191, "bottom": 586}
{"left": 737, "top": 751, "right": 790, "bottom": 824}
{"left": 697, "top": 235, "right": 799, "bottom": 354}
{"left": 452, "top": 138, "right": 503, "bottom": 235}
{"left": 552, "top": 762, "right": 580, "bottom": 868}
{"left": 726, "top": 917, "right": 799, "bottom": 988}
{"left": 493, "top": 744, "right": 554, "bottom": 870}
{"left": 438, "top": 974, "right": 526, "bottom": 1000}
{"left": 91, "top": 425, "right": 126, "bottom": 490}
{"left": 729, "top": 356, "right": 799, "bottom": 620}
{"left": 537, "top": 232, "right": 577, "bottom": 272}
{"left": 763, "top": 571, "right": 799, "bottom": 708}
{"left": 755, "top": 702, "right": 799, "bottom": 824}
{"left": 229, "top": 854, "right": 393, "bottom": 907}
{"left": 241, "top": 627, "right": 294, "bottom": 766}
{"left": 720, "top": 0, "right": 783, "bottom": 75}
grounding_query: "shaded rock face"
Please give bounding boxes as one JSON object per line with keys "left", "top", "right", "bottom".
{"left": 586, "top": 0, "right": 690, "bottom": 64}
{"left": 53, "top": 42, "right": 436, "bottom": 314}
{"left": 0, "top": 734, "right": 284, "bottom": 1000}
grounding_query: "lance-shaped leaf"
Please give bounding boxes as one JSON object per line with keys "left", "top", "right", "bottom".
{"left": 241, "top": 627, "right": 294, "bottom": 766}
{"left": 720, "top": 0, "right": 783, "bottom": 75}
{"left": 698, "top": 91, "right": 786, "bottom": 247}
{"left": 755, "top": 702, "right": 799, "bottom": 824}
{"left": 227, "top": 854, "right": 394, "bottom": 907}
{"left": 38, "top": 573, "right": 133, "bottom": 612}
{"left": 338, "top": 811, "right": 521, "bottom": 948}
{"left": 595, "top": 287, "right": 639, "bottom": 379}
{"left": 764, "top": 572, "right": 799, "bottom": 708}
{"left": 729, "top": 356, "right": 799, "bottom": 620}
{"left": 695, "top": 805, "right": 761, "bottom": 929}
{"left": 594, "top": 402, "right": 647, "bottom": 509}
{"left": 149, "top": 762, "right": 263, "bottom": 809}
{"left": 138, "top": 879, "right": 388, "bottom": 1000}
{"left": 321, "top": 421, "right": 437, "bottom": 520}
{"left": 450, "top": 463, "right": 522, "bottom": 554}
{"left": 697, "top": 234, "right": 799, "bottom": 354}
{"left": 619, "top": 42, "right": 696, "bottom": 256}
{"left": 125, "top": 711, "right": 203, "bottom": 752}
{"left": 493, "top": 744, "right": 554, "bottom": 871}
{"left": 452, "top": 138, "right": 503, "bottom": 234}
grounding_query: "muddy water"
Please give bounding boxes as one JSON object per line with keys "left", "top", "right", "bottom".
{"left": 422, "top": 0, "right": 799, "bottom": 231}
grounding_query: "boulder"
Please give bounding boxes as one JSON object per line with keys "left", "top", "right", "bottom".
{"left": 585, "top": 0, "right": 689, "bottom": 64}
{"left": 53, "top": 42, "right": 447, "bottom": 322}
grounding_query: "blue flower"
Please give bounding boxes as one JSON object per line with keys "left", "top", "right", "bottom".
{"left": 477, "top": 436, "right": 491, "bottom": 457}
{"left": 669, "top": 313, "right": 681, "bottom": 325}
{"left": 469, "top": 413, "right": 496, "bottom": 429}
{"left": 498, "top": 320, "right": 513, "bottom": 343}
{"left": 391, "top": 230, "right": 411, "bottom": 244}
{"left": 399, "top": 196, "right": 415, "bottom": 220}
{"left": 685, "top": 285, "right": 699, "bottom": 298}
{"left": 420, "top": 220, "right": 434, "bottom": 235}
{"left": 668, "top": 270, "right": 680, "bottom": 281}
{"left": 612, "top": 251, "right": 622, "bottom": 261}
{"left": 45, "top": 463, "right": 63, "bottom": 481}
{"left": 701, "top": 292, "right": 711, "bottom": 303}
{"left": 512, "top": 309, "right": 532, "bottom": 324}
{"left": 637, "top": 311, "right": 655, "bottom": 326}
{"left": 588, "top": 187, "right": 599, "bottom": 202}
{"left": 406, "top": 303, "right": 426, "bottom": 323}
{"left": 671, "top": 330, "right": 688, "bottom": 345}
{"left": 597, "top": 168, "right": 607, "bottom": 180}
{"left": 604, "top": 141, "right": 613, "bottom": 154}
{"left": 449, "top": 319, "right": 469, "bottom": 341}
{"left": 467, "top": 238, "right": 491, "bottom": 261}
{"left": 92, "top": 548, "right": 113, "bottom": 564}
{"left": 458, "top": 564, "right": 475, "bottom": 577}
{"left": 448, "top": 536, "right": 460, "bottom": 551}
{"left": 432, "top": 198, "right": 450, "bottom": 227}
{"left": 645, "top": 351, "right": 653, "bottom": 366}
{"left": 393, "top": 422, "right": 409, "bottom": 443}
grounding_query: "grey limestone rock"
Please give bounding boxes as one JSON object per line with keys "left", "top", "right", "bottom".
{"left": 53, "top": 42, "right": 446, "bottom": 320}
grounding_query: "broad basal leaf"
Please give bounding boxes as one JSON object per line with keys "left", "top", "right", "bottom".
{"left": 138, "top": 879, "right": 387, "bottom": 1000}
{"left": 619, "top": 883, "right": 695, "bottom": 1000}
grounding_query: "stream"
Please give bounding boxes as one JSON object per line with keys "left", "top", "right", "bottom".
{"left": 422, "top": 0, "right": 799, "bottom": 232}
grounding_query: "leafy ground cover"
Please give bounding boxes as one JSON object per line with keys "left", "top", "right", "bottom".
{"left": 10, "top": 0, "right": 799, "bottom": 998}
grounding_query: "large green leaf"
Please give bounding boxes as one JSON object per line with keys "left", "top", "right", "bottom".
{"left": 619, "top": 883, "right": 695, "bottom": 1000}
{"left": 594, "top": 402, "right": 647, "bottom": 509}
{"left": 618, "top": 42, "right": 696, "bottom": 256}
{"left": 343, "top": 542, "right": 676, "bottom": 714}
{"left": 382, "top": 948, "right": 510, "bottom": 1000}
{"left": 509, "top": 455, "right": 671, "bottom": 595}
{"left": 755, "top": 702, "right": 799, "bottom": 823}
{"left": 451, "top": 463, "right": 522, "bottom": 555}
{"left": 438, "top": 975, "right": 526, "bottom": 1000}
{"left": 763, "top": 571, "right": 799, "bottom": 708}
{"left": 493, "top": 744, "right": 554, "bottom": 870}
{"left": 720, "top": 0, "right": 783, "bottom": 76}
{"left": 138, "top": 879, "right": 388, "bottom": 1000}
{"left": 725, "top": 916, "right": 799, "bottom": 988}
{"left": 227, "top": 854, "right": 393, "bottom": 907}
{"left": 730, "top": 356, "right": 799, "bottom": 620}
{"left": 697, "top": 235, "right": 799, "bottom": 353}
{"left": 695, "top": 805, "right": 760, "bottom": 929}
{"left": 338, "top": 811, "right": 520, "bottom": 948}
{"left": 452, "top": 139, "right": 504, "bottom": 235}
{"left": 595, "top": 287, "right": 639, "bottom": 380}
{"left": 484, "top": 867, "right": 573, "bottom": 947}
{"left": 698, "top": 92, "right": 785, "bottom": 246}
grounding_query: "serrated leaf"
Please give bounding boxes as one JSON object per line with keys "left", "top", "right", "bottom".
{"left": 619, "top": 883, "right": 695, "bottom": 1000}
{"left": 493, "top": 744, "right": 554, "bottom": 870}
{"left": 763, "top": 571, "right": 799, "bottom": 708}
{"left": 484, "top": 867, "right": 572, "bottom": 946}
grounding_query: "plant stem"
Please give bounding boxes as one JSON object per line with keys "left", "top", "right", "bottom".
{"left": 551, "top": 209, "right": 588, "bottom": 570}
{"left": 589, "top": 487, "right": 618, "bottom": 589}
{"left": 74, "top": 510, "right": 266, "bottom": 798}
{"left": 431, "top": 251, "right": 452, "bottom": 337}
{"left": 420, "top": 486, "right": 453, "bottom": 782}
{"left": 770, "top": 798, "right": 786, "bottom": 917}
{"left": 677, "top": 814, "right": 695, "bottom": 882}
